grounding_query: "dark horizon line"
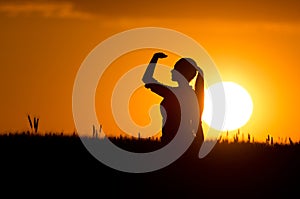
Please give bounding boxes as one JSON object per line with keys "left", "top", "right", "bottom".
{"left": 1, "top": 130, "right": 298, "bottom": 146}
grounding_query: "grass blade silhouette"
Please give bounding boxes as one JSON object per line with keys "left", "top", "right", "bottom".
{"left": 28, "top": 115, "right": 33, "bottom": 132}
{"left": 34, "top": 117, "right": 39, "bottom": 133}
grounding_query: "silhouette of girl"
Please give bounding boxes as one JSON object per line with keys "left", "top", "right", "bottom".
{"left": 142, "top": 52, "right": 204, "bottom": 156}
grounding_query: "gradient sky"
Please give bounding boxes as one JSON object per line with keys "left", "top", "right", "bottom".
{"left": 0, "top": 0, "right": 300, "bottom": 142}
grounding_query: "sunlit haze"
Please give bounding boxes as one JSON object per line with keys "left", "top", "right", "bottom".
{"left": 1, "top": 0, "right": 300, "bottom": 143}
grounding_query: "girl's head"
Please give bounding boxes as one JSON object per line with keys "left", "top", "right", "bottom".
{"left": 171, "top": 58, "right": 197, "bottom": 82}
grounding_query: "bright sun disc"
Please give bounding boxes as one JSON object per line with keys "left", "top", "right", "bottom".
{"left": 202, "top": 81, "right": 253, "bottom": 131}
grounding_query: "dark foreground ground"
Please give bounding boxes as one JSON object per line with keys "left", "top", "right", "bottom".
{"left": 0, "top": 133, "right": 299, "bottom": 198}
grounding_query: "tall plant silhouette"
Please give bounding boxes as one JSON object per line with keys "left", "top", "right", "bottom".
{"left": 28, "top": 115, "right": 33, "bottom": 132}
{"left": 93, "top": 124, "right": 102, "bottom": 138}
{"left": 28, "top": 114, "right": 39, "bottom": 134}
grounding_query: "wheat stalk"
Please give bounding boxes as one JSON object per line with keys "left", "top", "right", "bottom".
{"left": 28, "top": 114, "right": 33, "bottom": 133}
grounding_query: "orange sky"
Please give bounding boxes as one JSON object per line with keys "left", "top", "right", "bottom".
{"left": 0, "top": 0, "right": 300, "bottom": 142}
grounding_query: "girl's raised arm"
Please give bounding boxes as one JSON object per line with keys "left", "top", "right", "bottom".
{"left": 142, "top": 52, "right": 167, "bottom": 84}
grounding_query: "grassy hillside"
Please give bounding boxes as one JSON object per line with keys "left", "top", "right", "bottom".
{"left": 0, "top": 132, "right": 299, "bottom": 198}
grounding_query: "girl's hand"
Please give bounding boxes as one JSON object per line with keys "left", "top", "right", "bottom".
{"left": 153, "top": 52, "right": 168, "bottom": 59}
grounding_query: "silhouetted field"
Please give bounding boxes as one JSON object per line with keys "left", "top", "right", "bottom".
{"left": 0, "top": 132, "right": 299, "bottom": 198}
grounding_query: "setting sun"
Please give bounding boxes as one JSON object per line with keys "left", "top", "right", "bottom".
{"left": 203, "top": 81, "right": 253, "bottom": 131}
